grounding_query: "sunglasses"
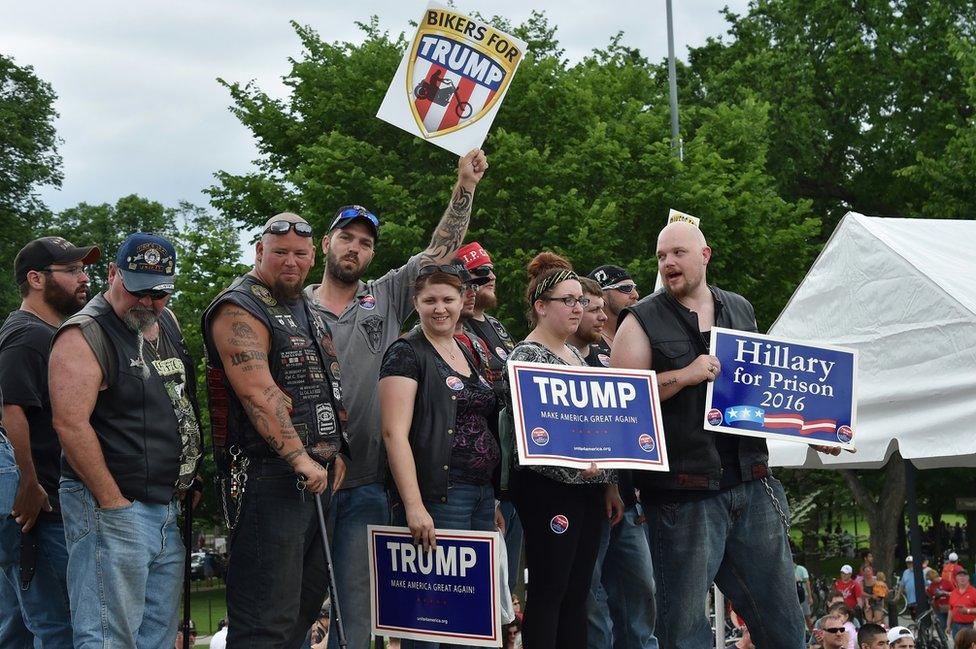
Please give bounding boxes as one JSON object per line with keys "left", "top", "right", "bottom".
{"left": 124, "top": 284, "right": 170, "bottom": 301}
{"left": 605, "top": 282, "right": 636, "bottom": 294}
{"left": 469, "top": 265, "right": 494, "bottom": 278}
{"left": 823, "top": 627, "right": 846, "bottom": 634}
{"left": 330, "top": 205, "right": 380, "bottom": 231}
{"left": 263, "top": 220, "right": 313, "bottom": 237}
{"left": 418, "top": 264, "right": 465, "bottom": 279}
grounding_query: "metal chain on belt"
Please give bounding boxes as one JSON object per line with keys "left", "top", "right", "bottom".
{"left": 221, "top": 445, "right": 249, "bottom": 531}
{"left": 761, "top": 477, "right": 791, "bottom": 533}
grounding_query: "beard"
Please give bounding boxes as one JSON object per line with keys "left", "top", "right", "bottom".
{"left": 474, "top": 289, "right": 497, "bottom": 311}
{"left": 575, "top": 324, "right": 602, "bottom": 344}
{"left": 122, "top": 306, "right": 159, "bottom": 333}
{"left": 44, "top": 280, "right": 85, "bottom": 319}
{"left": 326, "top": 248, "right": 367, "bottom": 285}
{"left": 271, "top": 277, "right": 303, "bottom": 302}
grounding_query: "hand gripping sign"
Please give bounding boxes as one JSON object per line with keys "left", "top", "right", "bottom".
{"left": 368, "top": 525, "right": 502, "bottom": 646}
{"left": 704, "top": 328, "right": 858, "bottom": 450}
{"left": 508, "top": 361, "right": 669, "bottom": 471}
{"left": 376, "top": 2, "right": 527, "bottom": 156}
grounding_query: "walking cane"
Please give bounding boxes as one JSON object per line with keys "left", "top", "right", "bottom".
{"left": 182, "top": 490, "right": 193, "bottom": 649}
{"left": 314, "top": 485, "right": 347, "bottom": 649}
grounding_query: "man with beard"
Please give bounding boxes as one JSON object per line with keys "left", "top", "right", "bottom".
{"left": 0, "top": 237, "right": 99, "bottom": 648}
{"left": 572, "top": 274, "right": 659, "bottom": 649}
{"left": 305, "top": 149, "right": 487, "bottom": 649}
{"left": 611, "top": 222, "right": 838, "bottom": 648}
{"left": 203, "top": 214, "right": 348, "bottom": 647}
{"left": 587, "top": 265, "right": 639, "bottom": 348}
{"left": 49, "top": 233, "right": 202, "bottom": 648}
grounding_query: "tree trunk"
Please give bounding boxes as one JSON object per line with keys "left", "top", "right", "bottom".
{"left": 839, "top": 451, "right": 907, "bottom": 578}
{"left": 933, "top": 509, "right": 943, "bottom": 562}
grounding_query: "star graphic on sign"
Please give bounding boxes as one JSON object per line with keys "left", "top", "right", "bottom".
{"left": 728, "top": 408, "right": 739, "bottom": 419}
{"left": 742, "top": 408, "right": 754, "bottom": 418}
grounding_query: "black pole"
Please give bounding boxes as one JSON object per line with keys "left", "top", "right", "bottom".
{"left": 314, "top": 490, "right": 347, "bottom": 649}
{"left": 182, "top": 491, "right": 193, "bottom": 649}
{"left": 906, "top": 458, "right": 929, "bottom": 617}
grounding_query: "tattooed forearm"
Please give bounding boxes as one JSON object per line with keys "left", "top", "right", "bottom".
{"left": 281, "top": 448, "right": 305, "bottom": 463}
{"left": 658, "top": 377, "right": 678, "bottom": 388}
{"left": 230, "top": 350, "right": 268, "bottom": 366}
{"left": 420, "top": 183, "right": 473, "bottom": 265}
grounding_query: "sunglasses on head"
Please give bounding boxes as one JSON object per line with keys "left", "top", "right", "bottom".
{"left": 605, "top": 281, "right": 636, "bottom": 294}
{"left": 263, "top": 220, "right": 313, "bottom": 237}
{"left": 418, "top": 264, "right": 465, "bottom": 279}
{"left": 330, "top": 206, "right": 379, "bottom": 230}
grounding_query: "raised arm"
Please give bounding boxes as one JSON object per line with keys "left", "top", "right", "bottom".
{"left": 418, "top": 149, "right": 488, "bottom": 266}
{"left": 49, "top": 327, "right": 127, "bottom": 508}
{"left": 209, "top": 303, "right": 333, "bottom": 493}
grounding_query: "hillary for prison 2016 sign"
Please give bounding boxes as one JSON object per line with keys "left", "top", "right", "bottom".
{"left": 508, "top": 361, "right": 669, "bottom": 471}
{"left": 376, "top": 2, "right": 527, "bottom": 156}
{"left": 368, "top": 526, "right": 502, "bottom": 646}
{"left": 704, "top": 328, "right": 858, "bottom": 450}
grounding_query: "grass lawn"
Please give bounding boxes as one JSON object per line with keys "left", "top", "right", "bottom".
{"left": 185, "top": 584, "right": 226, "bottom": 636}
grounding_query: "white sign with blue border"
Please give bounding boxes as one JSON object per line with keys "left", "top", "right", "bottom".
{"left": 704, "top": 328, "right": 858, "bottom": 450}
{"left": 368, "top": 525, "right": 502, "bottom": 646}
{"left": 508, "top": 361, "right": 669, "bottom": 471}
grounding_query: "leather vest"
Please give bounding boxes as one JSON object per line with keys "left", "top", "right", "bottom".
{"left": 202, "top": 276, "right": 347, "bottom": 470}
{"left": 465, "top": 314, "right": 514, "bottom": 397}
{"left": 621, "top": 286, "right": 770, "bottom": 491}
{"left": 58, "top": 294, "right": 199, "bottom": 504}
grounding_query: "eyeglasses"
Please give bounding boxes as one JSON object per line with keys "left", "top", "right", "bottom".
{"left": 330, "top": 206, "right": 379, "bottom": 231}
{"left": 469, "top": 266, "right": 494, "bottom": 278}
{"left": 604, "top": 281, "right": 636, "bottom": 294}
{"left": 823, "top": 627, "right": 846, "bottom": 634}
{"left": 41, "top": 265, "right": 89, "bottom": 277}
{"left": 541, "top": 296, "right": 590, "bottom": 308}
{"left": 263, "top": 221, "right": 313, "bottom": 237}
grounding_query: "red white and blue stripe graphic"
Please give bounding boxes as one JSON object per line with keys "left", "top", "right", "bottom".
{"left": 412, "top": 58, "right": 496, "bottom": 134}
{"left": 724, "top": 406, "right": 836, "bottom": 436}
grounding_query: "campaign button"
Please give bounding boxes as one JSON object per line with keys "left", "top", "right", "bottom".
{"left": 445, "top": 376, "right": 464, "bottom": 391}
{"left": 530, "top": 427, "right": 549, "bottom": 446}
{"left": 598, "top": 353, "right": 610, "bottom": 367}
{"left": 707, "top": 408, "right": 723, "bottom": 426}
{"left": 638, "top": 433, "right": 655, "bottom": 453}
{"left": 359, "top": 294, "right": 376, "bottom": 310}
{"left": 550, "top": 514, "right": 569, "bottom": 535}
{"left": 837, "top": 425, "right": 854, "bottom": 443}
{"left": 495, "top": 346, "right": 508, "bottom": 361}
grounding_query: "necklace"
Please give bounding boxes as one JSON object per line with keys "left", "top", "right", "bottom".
{"left": 428, "top": 334, "right": 459, "bottom": 361}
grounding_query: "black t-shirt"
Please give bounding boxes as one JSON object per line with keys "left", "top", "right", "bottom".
{"left": 0, "top": 310, "right": 62, "bottom": 513}
{"left": 380, "top": 339, "right": 499, "bottom": 486}
{"left": 583, "top": 339, "right": 612, "bottom": 368}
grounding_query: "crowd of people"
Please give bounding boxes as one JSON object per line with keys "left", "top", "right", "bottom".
{"left": 0, "top": 147, "right": 945, "bottom": 649}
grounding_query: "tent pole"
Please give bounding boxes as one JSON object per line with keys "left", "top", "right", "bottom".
{"left": 905, "top": 458, "right": 929, "bottom": 617}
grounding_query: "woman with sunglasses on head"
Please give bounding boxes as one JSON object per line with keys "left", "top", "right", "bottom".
{"left": 505, "top": 252, "right": 623, "bottom": 649}
{"left": 379, "top": 265, "right": 500, "bottom": 649}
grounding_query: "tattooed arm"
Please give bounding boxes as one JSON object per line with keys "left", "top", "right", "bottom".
{"left": 418, "top": 148, "right": 488, "bottom": 266}
{"left": 209, "top": 302, "right": 331, "bottom": 493}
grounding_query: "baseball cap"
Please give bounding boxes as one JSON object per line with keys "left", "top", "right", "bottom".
{"left": 887, "top": 626, "right": 913, "bottom": 643}
{"left": 905, "top": 555, "right": 913, "bottom": 562}
{"left": 588, "top": 264, "right": 632, "bottom": 289}
{"left": 329, "top": 205, "right": 379, "bottom": 241}
{"left": 950, "top": 552, "right": 959, "bottom": 561}
{"left": 14, "top": 236, "right": 100, "bottom": 284}
{"left": 455, "top": 241, "right": 492, "bottom": 270}
{"left": 840, "top": 564, "right": 853, "bottom": 574}
{"left": 116, "top": 233, "right": 177, "bottom": 293}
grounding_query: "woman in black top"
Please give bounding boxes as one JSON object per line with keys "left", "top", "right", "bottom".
{"left": 507, "top": 252, "right": 623, "bottom": 649}
{"left": 380, "top": 264, "right": 499, "bottom": 548}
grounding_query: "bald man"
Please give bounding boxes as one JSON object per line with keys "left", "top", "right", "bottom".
{"left": 611, "top": 222, "right": 809, "bottom": 648}
{"left": 202, "top": 213, "right": 349, "bottom": 648}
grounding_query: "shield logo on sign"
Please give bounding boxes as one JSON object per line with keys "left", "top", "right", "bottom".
{"left": 405, "top": 10, "right": 519, "bottom": 138}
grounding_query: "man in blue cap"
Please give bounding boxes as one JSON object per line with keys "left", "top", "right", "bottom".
{"left": 48, "top": 233, "right": 202, "bottom": 648}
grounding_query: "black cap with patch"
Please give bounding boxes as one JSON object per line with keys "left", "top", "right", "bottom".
{"left": 14, "top": 236, "right": 101, "bottom": 284}
{"left": 587, "top": 264, "right": 632, "bottom": 289}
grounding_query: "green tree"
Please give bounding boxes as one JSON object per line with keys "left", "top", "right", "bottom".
{"left": 0, "top": 55, "right": 63, "bottom": 313}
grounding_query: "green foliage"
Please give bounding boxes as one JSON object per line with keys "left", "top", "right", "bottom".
{"left": 0, "top": 55, "right": 63, "bottom": 313}
{"left": 210, "top": 16, "right": 819, "bottom": 335}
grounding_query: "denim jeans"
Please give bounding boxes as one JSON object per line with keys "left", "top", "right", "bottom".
{"left": 587, "top": 503, "right": 659, "bottom": 649}
{"left": 393, "top": 482, "right": 496, "bottom": 649}
{"left": 499, "top": 499, "right": 523, "bottom": 593}
{"left": 0, "top": 431, "right": 33, "bottom": 649}
{"left": 644, "top": 478, "right": 804, "bottom": 649}
{"left": 327, "top": 481, "right": 390, "bottom": 649}
{"left": 60, "top": 478, "right": 184, "bottom": 649}
{"left": 226, "top": 470, "right": 330, "bottom": 649}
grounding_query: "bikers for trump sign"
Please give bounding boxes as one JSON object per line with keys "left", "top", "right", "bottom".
{"left": 704, "top": 328, "right": 858, "bottom": 450}
{"left": 376, "top": 2, "right": 527, "bottom": 156}
{"left": 368, "top": 526, "right": 502, "bottom": 646}
{"left": 508, "top": 361, "right": 669, "bottom": 471}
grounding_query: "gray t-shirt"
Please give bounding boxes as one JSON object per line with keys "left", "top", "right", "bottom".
{"left": 304, "top": 254, "right": 421, "bottom": 488}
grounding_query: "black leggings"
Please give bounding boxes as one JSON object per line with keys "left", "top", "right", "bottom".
{"left": 510, "top": 468, "right": 605, "bottom": 649}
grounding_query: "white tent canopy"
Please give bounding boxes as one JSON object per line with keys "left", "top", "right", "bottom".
{"left": 766, "top": 212, "right": 976, "bottom": 470}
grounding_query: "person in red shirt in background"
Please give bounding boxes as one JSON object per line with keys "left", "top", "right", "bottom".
{"left": 835, "top": 565, "right": 864, "bottom": 613}
{"left": 947, "top": 569, "right": 976, "bottom": 638}
{"left": 927, "top": 567, "right": 953, "bottom": 629}
{"left": 943, "top": 552, "right": 965, "bottom": 584}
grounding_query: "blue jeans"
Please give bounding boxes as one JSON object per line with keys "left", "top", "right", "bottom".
{"left": 951, "top": 622, "right": 972, "bottom": 638}
{"left": 60, "top": 478, "right": 184, "bottom": 649}
{"left": 587, "top": 503, "right": 659, "bottom": 649}
{"left": 327, "top": 481, "right": 390, "bottom": 649}
{"left": 644, "top": 478, "right": 804, "bottom": 649}
{"left": 0, "top": 431, "right": 33, "bottom": 649}
{"left": 393, "top": 482, "right": 496, "bottom": 649}
{"left": 499, "top": 499, "right": 523, "bottom": 593}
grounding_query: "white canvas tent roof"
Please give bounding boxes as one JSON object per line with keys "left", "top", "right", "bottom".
{"left": 766, "top": 212, "right": 976, "bottom": 470}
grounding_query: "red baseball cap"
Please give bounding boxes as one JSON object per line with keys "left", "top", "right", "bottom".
{"left": 455, "top": 241, "right": 492, "bottom": 270}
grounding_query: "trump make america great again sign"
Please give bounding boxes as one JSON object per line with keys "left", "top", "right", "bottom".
{"left": 376, "top": 2, "right": 526, "bottom": 156}
{"left": 704, "top": 328, "right": 858, "bottom": 450}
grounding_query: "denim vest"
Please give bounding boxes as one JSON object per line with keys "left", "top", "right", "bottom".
{"left": 621, "top": 286, "right": 769, "bottom": 491}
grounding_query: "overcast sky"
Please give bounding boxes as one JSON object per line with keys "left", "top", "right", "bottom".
{"left": 2, "top": 1, "right": 750, "bottom": 214}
